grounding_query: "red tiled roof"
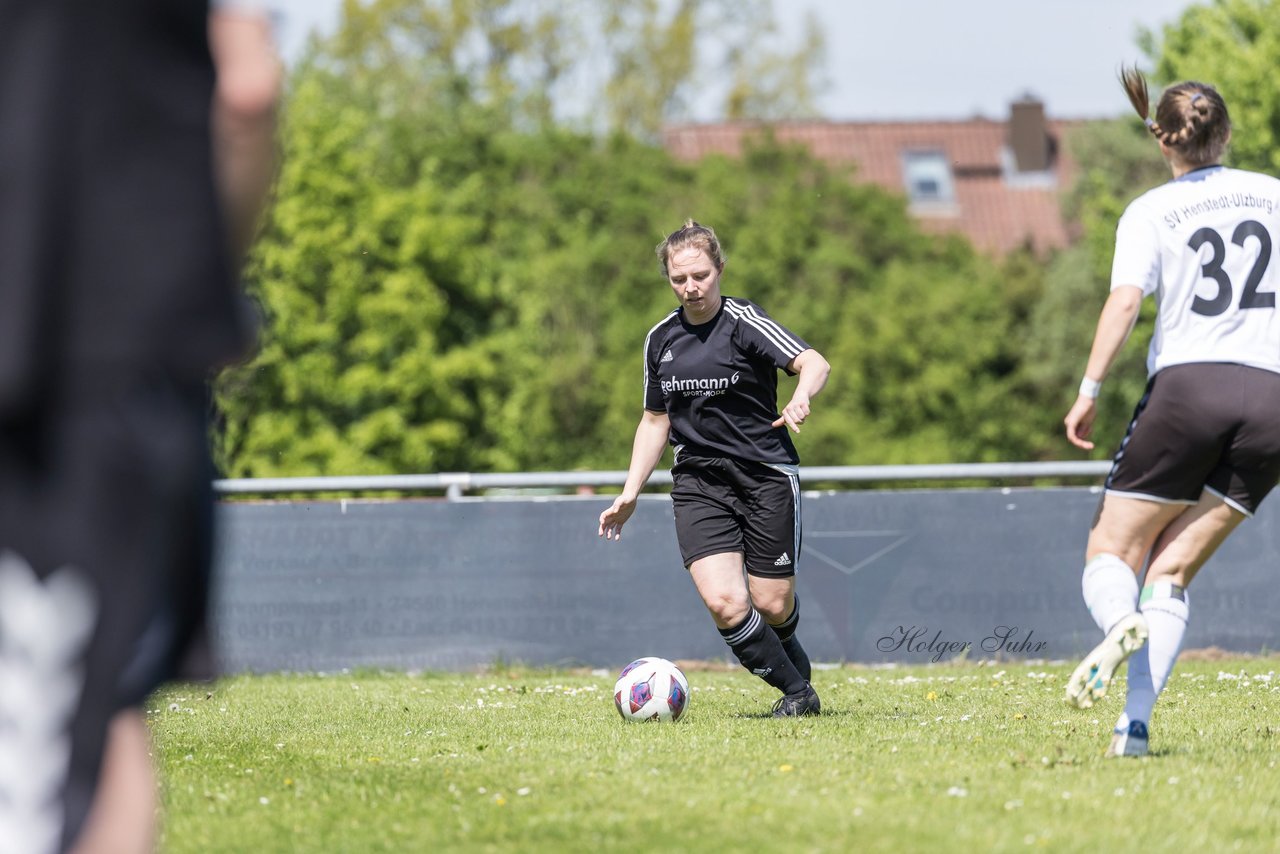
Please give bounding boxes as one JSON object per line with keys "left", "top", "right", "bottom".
{"left": 663, "top": 117, "right": 1086, "bottom": 255}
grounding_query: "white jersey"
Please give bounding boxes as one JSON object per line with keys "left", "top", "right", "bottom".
{"left": 1111, "top": 166, "right": 1280, "bottom": 376}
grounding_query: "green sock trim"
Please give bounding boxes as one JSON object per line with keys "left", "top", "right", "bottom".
{"left": 1140, "top": 581, "right": 1185, "bottom": 604}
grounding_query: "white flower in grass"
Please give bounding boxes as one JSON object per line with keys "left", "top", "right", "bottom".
{"left": 517, "top": 787, "right": 531, "bottom": 796}
{"left": 259, "top": 797, "right": 269, "bottom": 806}
{"left": 946, "top": 786, "right": 967, "bottom": 798}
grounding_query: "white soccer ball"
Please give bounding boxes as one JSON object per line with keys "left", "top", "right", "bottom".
{"left": 613, "top": 657, "right": 690, "bottom": 722}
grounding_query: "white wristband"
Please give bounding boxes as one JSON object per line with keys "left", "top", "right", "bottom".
{"left": 1078, "top": 377, "right": 1102, "bottom": 399}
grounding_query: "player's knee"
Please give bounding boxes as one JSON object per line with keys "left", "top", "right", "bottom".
{"left": 705, "top": 593, "right": 750, "bottom": 627}
{"left": 754, "top": 596, "right": 790, "bottom": 624}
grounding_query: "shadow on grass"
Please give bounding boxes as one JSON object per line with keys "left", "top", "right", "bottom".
{"left": 732, "top": 708, "right": 862, "bottom": 720}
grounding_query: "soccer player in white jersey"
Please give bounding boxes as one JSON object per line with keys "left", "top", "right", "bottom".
{"left": 1062, "top": 67, "right": 1280, "bottom": 757}
{"left": 598, "top": 221, "right": 831, "bottom": 716}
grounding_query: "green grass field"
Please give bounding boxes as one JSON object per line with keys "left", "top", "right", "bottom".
{"left": 151, "top": 658, "right": 1280, "bottom": 853}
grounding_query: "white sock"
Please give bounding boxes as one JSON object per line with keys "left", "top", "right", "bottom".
{"left": 1120, "top": 582, "right": 1189, "bottom": 728}
{"left": 1081, "top": 553, "right": 1139, "bottom": 633}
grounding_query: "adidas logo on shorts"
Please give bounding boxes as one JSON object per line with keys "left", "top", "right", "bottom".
{"left": 661, "top": 349, "right": 674, "bottom": 362}
{"left": 773, "top": 552, "right": 792, "bottom": 567}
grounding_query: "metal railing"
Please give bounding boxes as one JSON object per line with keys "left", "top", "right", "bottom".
{"left": 213, "top": 460, "right": 1112, "bottom": 499}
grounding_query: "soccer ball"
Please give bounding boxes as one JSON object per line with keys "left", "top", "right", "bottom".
{"left": 613, "top": 657, "right": 689, "bottom": 722}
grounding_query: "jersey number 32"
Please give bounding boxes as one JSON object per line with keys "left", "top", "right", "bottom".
{"left": 1189, "top": 220, "right": 1275, "bottom": 316}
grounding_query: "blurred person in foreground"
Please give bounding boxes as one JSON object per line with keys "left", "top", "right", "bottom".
{"left": 0, "top": 1, "right": 279, "bottom": 851}
{"left": 599, "top": 221, "right": 831, "bottom": 717}
{"left": 1063, "top": 67, "right": 1280, "bottom": 758}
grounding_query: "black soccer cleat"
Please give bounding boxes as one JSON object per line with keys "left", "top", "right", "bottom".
{"left": 771, "top": 682, "right": 821, "bottom": 717}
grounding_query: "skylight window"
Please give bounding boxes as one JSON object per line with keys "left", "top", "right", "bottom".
{"left": 902, "top": 150, "right": 955, "bottom": 205}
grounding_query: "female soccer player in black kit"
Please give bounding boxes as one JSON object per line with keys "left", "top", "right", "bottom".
{"left": 1063, "top": 68, "right": 1280, "bottom": 758}
{"left": 599, "top": 221, "right": 831, "bottom": 717}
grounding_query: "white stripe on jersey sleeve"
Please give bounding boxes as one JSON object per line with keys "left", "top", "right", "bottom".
{"left": 641, "top": 311, "right": 679, "bottom": 409}
{"left": 724, "top": 299, "right": 805, "bottom": 360}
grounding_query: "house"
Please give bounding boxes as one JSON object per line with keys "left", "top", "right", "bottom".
{"left": 662, "top": 98, "right": 1084, "bottom": 256}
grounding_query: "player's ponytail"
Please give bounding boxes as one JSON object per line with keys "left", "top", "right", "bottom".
{"left": 1120, "top": 64, "right": 1230, "bottom": 166}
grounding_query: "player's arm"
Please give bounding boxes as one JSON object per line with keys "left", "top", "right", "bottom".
{"left": 773, "top": 348, "right": 831, "bottom": 433}
{"left": 598, "top": 409, "right": 670, "bottom": 541}
{"left": 208, "top": 4, "right": 281, "bottom": 263}
{"left": 1064, "top": 285, "right": 1144, "bottom": 450}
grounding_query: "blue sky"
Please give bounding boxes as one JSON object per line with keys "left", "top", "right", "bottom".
{"left": 266, "top": 0, "right": 1198, "bottom": 121}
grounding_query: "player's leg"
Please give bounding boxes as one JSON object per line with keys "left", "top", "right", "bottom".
{"left": 746, "top": 463, "right": 812, "bottom": 683}
{"left": 687, "top": 553, "right": 808, "bottom": 707}
{"left": 673, "top": 458, "right": 811, "bottom": 714}
{"left": 1068, "top": 368, "right": 1224, "bottom": 709}
{"left": 1065, "top": 494, "right": 1185, "bottom": 709}
{"left": 740, "top": 462, "right": 816, "bottom": 715}
{"left": 687, "top": 554, "right": 800, "bottom": 696}
{"left": 64, "top": 377, "right": 216, "bottom": 849}
{"left": 1108, "top": 492, "right": 1243, "bottom": 756}
{"left": 747, "top": 574, "right": 818, "bottom": 716}
{"left": 1110, "top": 365, "right": 1280, "bottom": 753}
{"left": 68, "top": 710, "right": 155, "bottom": 854}
{"left": 753, "top": 578, "right": 810, "bottom": 681}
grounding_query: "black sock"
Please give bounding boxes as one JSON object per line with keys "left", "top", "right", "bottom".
{"left": 770, "top": 596, "right": 811, "bottom": 682}
{"left": 718, "top": 609, "right": 806, "bottom": 695}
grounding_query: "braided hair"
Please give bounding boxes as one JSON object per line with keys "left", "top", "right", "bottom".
{"left": 1120, "top": 65, "right": 1230, "bottom": 166}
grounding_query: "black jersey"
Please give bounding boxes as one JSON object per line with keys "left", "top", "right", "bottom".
{"left": 0, "top": 0, "right": 239, "bottom": 417}
{"left": 643, "top": 297, "right": 810, "bottom": 464}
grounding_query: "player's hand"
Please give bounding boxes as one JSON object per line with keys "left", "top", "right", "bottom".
{"left": 1064, "top": 396, "right": 1098, "bottom": 450}
{"left": 598, "top": 495, "right": 637, "bottom": 541}
{"left": 772, "top": 394, "right": 811, "bottom": 434}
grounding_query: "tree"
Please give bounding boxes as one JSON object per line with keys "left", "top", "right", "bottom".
{"left": 1144, "top": 0, "right": 1280, "bottom": 174}
{"left": 1015, "top": 120, "right": 1170, "bottom": 458}
{"left": 1017, "top": 0, "right": 1280, "bottom": 460}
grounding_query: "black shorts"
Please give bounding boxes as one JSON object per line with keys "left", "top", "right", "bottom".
{"left": 1105, "top": 362, "right": 1280, "bottom": 516}
{"left": 0, "top": 373, "right": 215, "bottom": 850}
{"left": 670, "top": 452, "right": 801, "bottom": 577}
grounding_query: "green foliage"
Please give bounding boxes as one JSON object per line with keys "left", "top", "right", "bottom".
{"left": 216, "top": 90, "right": 1047, "bottom": 475}
{"left": 1020, "top": 0, "right": 1280, "bottom": 460}
{"left": 1015, "top": 121, "right": 1170, "bottom": 456}
{"left": 152, "top": 661, "right": 1280, "bottom": 853}
{"left": 222, "top": 0, "right": 1280, "bottom": 477}
{"left": 1145, "top": 0, "right": 1280, "bottom": 174}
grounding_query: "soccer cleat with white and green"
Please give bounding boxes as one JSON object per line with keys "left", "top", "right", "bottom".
{"left": 1106, "top": 720, "right": 1149, "bottom": 758}
{"left": 1065, "top": 612, "right": 1148, "bottom": 709}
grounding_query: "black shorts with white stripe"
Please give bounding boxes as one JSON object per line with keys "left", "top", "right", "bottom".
{"left": 671, "top": 453, "right": 801, "bottom": 577}
{"left": 1105, "top": 362, "right": 1280, "bottom": 516}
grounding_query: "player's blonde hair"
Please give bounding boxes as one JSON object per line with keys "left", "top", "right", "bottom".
{"left": 656, "top": 220, "right": 725, "bottom": 278}
{"left": 1120, "top": 65, "right": 1230, "bottom": 166}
